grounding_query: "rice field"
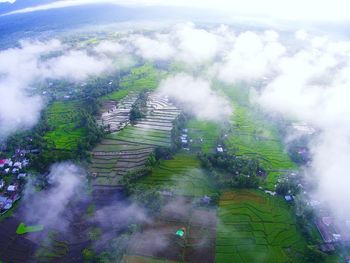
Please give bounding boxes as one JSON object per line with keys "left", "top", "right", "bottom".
{"left": 187, "top": 120, "right": 221, "bottom": 153}
{"left": 102, "top": 63, "right": 162, "bottom": 102}
{"left": 217, "top": 84, "right": 297, "bottom": 189}
{"left": 138, "top": 154, "right": 216, "bottom": 197}
{"left": 91, "top": 93, "right": 180, "bottom": 188}
{"left": 44, "top": 100, "right": 86, "bottom": 151}
{"left": 216, "top": 190, "right": 306, "bottom": 263}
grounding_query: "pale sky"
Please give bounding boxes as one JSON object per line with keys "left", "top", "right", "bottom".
{"left": 2, "top": 0, "right": 350, "bottom": 23}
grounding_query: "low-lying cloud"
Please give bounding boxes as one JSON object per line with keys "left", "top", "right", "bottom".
{"left": 158, "top": 73, "right": 232, "bottom": 121}
{"left": 22, "top": 163, "right": 84, "bottom": 231}
{"left": 0, "top": 39, "right": 115, "bottom": 140}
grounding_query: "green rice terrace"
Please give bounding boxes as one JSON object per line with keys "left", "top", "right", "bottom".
{"left": 44, "top": 100, "right": 87, "bottom": 151}
{"left": 102, "top": 63, "right": 162, "bottom": 101}
{"left": 216, "top": 190, "right": 306, "bottom": 263}
{"left": 90, "top": 93, "right": 181, "bottom": 188}
{"left": 219, "top": 84, "right": 297, "bottom": 189}
{"left": 138, "top": 154, "right": 216, "bottom": 197}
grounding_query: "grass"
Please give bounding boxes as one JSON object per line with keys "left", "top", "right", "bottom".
{"left": 16, "top": 223, "right": 44, "bottom": 235}
{"left": 138, "top": 154, "right": 216, "bottom": 197}
{"left": 216, "top": 189, "right": 306, "bottom": 263}
{"left": 44, "top": 100, "right": 86, "bottom": 151}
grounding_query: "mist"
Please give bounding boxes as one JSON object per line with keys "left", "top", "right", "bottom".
{"left": 158, "top": 74, "right": 232, "bottom": 122}
{"left": 22, "top": 163, "right": 85, "bottom": 231}
{"left": 0, "top": 39, "right": 115, "bottom": 140}
{"left": 2, "top": 21, "right": 350, "bottom": 231}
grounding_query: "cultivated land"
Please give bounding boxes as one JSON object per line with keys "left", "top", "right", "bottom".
{"left": 216, "top": 190, "right": 306, "bottom": 263}
{"left": 187, "top": 120, "right": 221, "bottom": 154}
{"left": 44, "top": 100, "right": 86, "bottom": 151}
{"left": 102, "top": 63, "right": 162, "bottom": 102}
{"left": 91, "top": 93, "right": 181, "bottom": 188}
{"left": 138, "top": 154, "right": 216, "bottom": 197}
{"left": 218, "top": 84, "right": 297, "bottom": 189}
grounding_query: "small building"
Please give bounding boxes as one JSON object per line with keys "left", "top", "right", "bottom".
{"left": 175, "top": 227, "right": 186, "bottom": 238}
{"left": 217, "top": 147, "right": 224, "bottom": 153}
{"left": 4, "top": 200, "right": 12, "bottom": 210}
{"left": 285, "top": 195, "right": 293, "bottom": 202}
{"left": 17, "top": 173, "right": 27, "bottom": 179}
{"left": 7, "top": 185, "right": 16, "bottom": 192}
{"left": 265, "top": 190, "right": 276, "bottom": 196}
{"left": 13, "top": 162, "right": 22, "bottom": 169}
{"left": 0, "top": 159, "right": 6, "bottom": 168}
{"left": 200, "top": 195, "right": 211, "bottom": 205}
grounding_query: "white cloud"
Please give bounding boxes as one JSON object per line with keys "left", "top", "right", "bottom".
{"left": 93, "top": 40, "right": 124, "bottom": 55}
{"left": 157, "top": 73, "right": 232, "bottom": 121}
{"left": 2, "top": 0, "right": 350, "bottom": 23}
{"left": 0, "top": 0, "right": 16, "bottom": 3}
{"left": 42, "top": 50, "right": 113, "bottom": 81}
{"left": 254, "top": 33, "right": 350, "bottom": 224}
{"left": 132, "top": 34, "right": 175, "bottom": 60}
{"left": 0, "top": 39, "right": 115, "bottom": 139}
{"left": 216, "top": 31, "right": 286, "bottom": 83}
{"left": 23, "top": 163, "right": 84, "bottom": 230}
{"left": 131, "top": 23, "right": 224, "bottom": 64}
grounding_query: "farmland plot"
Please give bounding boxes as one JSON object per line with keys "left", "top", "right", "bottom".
{"left": 216, "top": 190, "right": 306, "bottom": 263}
{"left": 91, "top": 93, "right": 180, "bottom": 189}
{"left": 138, "top": 154, "right": 216, "bottom": 197}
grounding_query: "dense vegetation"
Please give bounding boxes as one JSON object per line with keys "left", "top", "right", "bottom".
{"left": 198, "top": 152, "right": 263, "bottom": 189}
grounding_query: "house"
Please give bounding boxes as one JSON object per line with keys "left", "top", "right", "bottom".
{"left": 0, "top": 159, "right": 6, "bottom": 168}
{"left": 4, "top": 199, "right": 12, "bottom": 210}
{"left": 0, "top": 180, "right": 4, "bottom": 189}
{"left": 22, "top": 159, "right": 29, "bottom": 167}
{"left": 13, "top": 162, "right": 22, "bottom": 169}
{"left": 217, "top": 147, "right": 224, "bottom": 153}
{"left": 4, "top": 168, "right": 10, "bottom": 174}
{"left": 17, "top": 173, "right": 26, "bottom": 179}
{"left": 7, "top": 185, "right": 16, "bottom": 192}
{"left": 200, "top": 195, "right": 211, "bottom": 205}
{"left": 0, "top": 196, "right": 8, "bottom": 210}
{"left": 285, "top": 195, "right": 293, "bottom": 202}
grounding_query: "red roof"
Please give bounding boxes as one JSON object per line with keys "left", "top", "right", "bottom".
{"left": 0, "top": 160, "right": 6, "bottom": 165}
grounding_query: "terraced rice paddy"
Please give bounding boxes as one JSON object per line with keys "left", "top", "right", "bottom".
{"left": 44, "top": 100, "right": 86, "bottom": 151}
{"left": 138, "top": 154, "right": 216, "bottom": 197}
{"left": 218, "top": 85, "right": 297, "bottom": 189}
{"left": 91, "top": 93, "right": 180, "bottom": 188}
{"left": 97, "top": 92, "right": 139, "bottom": 132}
{"left": 216, "top": 190, "right": 305, "bottom": 263}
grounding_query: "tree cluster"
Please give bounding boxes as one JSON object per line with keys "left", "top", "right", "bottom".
{"left": 198, "top": 152, "right": 262, "bottom": 189}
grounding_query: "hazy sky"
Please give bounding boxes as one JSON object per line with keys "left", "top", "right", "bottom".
{"left": 2, "top": 0, "right": 350, "bottom": 23}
